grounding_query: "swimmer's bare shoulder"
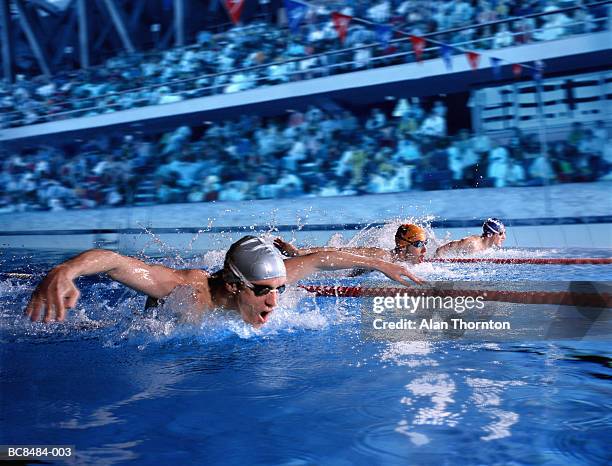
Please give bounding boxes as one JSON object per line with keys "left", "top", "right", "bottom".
{"left": 144, "top": 269, "right": 212, "bottom": 320}
{"left": 180, "top": 269, "right": 214, "bottom": 311}
{"left": 435, "top": 236, "right": 481, "bottom": 257}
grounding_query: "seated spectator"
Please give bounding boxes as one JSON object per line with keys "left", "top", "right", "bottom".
{"left": 394, "top": 136, "right": 421, "bottom": 163}
{"left": 318, "top": 180, "right": 341, "bottom": 197}
{"left": 277, "top": 169, "right": 304, "bottom": 194}
{"left": 600, "top": 143, "right": 612, "bottom": 180}
{"left": 365, "top": 108, "right": 386, "bottom": 130}
{"left": 367, "top": 1, "right": 391, "bottom": 23}
{"left": 506, "top": 157, "right": 526, "bottom": 186}
{"left": 570, "top": 7, "right": 597, "bottom": 34}
{"left": 529, "top": 151, "right": 556, "bottom": 185}
{"left": 493, "top": 23, "right": 514, "bottom": 48}
{"left": 157, "top": 172, "right": 185, "bottom": 204}
{"left": 534, "top": 6, "right": 572, "bottom": 41}
{"left": 389, "top": 166, "right": 413, "bottom": 191}
{"left": 487, "top": 142, "right": 510, "bottom": 187}
{"left": 419, "top": 111, "right": 446, "bottom": 137}
{"left": 353, "top": 45, "right": 373, "bottom": 69}
{"left": 218, "top": 181, "right": 248, "bottom": 201}
{"left": 283, "top": 136, "right": 307, "bottom": 171}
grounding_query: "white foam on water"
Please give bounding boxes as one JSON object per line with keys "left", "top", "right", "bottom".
{"left": 394, "top": 419, "right": 431, "bottom": 446}
{"left": 466, "top": 377, "right": 525, "bottom": 441}
{"left": 379, "top": 341, "right": 438, "bottom": 368}
{"left": 404, "top": 373, "right": 460, "bottom": 427}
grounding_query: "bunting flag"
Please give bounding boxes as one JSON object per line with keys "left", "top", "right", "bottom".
{"left": 532, "top": 60, "right": 545, "bottom": 82}
{"left": 285, "top": 0, "right": 308, "bottom": 35}
{"left": 512, "top": 63, "right": 522, "bottom": 78}
{"left": 490, "top": 57, "right": 502, "bottom": 78}
{"left": 224, "top": 0, "right": 245, "bottom": 25}
{"left": 440, "top": 44, "right": 453, "bottom": 70}
{"left": 466, "top": 51, "right": 480, "bottom": 70}
{"left": 331, "top": 12, "right": 352, "bottom": 43}
{"left": 410, "top": 35, "right": 426, "bottom": 62}
{"left": 375, "top": 24, "right": 392, "bottom": 48}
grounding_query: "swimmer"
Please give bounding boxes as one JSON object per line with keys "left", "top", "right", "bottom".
{"left": 274, "top": 223, "right": 428, "bottom": 265}
{"left": 435, "top": 218, "right": 506, "bottom": 257}
{"left": 25, "top": 235, "right": 423, "bottom": 327}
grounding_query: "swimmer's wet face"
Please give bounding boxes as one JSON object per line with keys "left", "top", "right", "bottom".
{"left": 394, "top": 224, "right": 427, "bottom": 264}
{"left": 492, "top": 230, "right": 506, "bottom": 247}
{"left": 482, "top": 218, "right": 506, "bottom": 247}
{"left": 235, "top": 277, "right": 286, "bottom": 327}
{"left": 400, "top": 240, "right": 427, "bottom": 263}
{"left": 223, "top": 236, "right": 287, "bottom": 327}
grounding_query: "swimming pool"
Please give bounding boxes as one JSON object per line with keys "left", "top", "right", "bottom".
{"left": 1, "top": 245, "right": 611, "bottom": 465}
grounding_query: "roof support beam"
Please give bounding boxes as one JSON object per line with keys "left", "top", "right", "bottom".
{"left": 28, "top": 0, "right": 61, "bottom": 16}
{"left": 14, "top": 0, "right": 51, "bottom": 77}
{"left": 102, "top": 0, "right": 135, "bottom": 53}
{"left": 128, "top": 0, "right": 146, "bottom": 30}
{"left": 51, "top": 7, "right": 77, "bottom": 66}
{"left": 76, "top": 0, "right": 89, "bottom": 68}
{"left": 0, "top": 0, "right": 13, "bottom": 82}
{"left": 174, "top": 0, "right": 185, "bottom": 47}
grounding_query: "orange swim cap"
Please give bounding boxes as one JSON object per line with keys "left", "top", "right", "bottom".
{"left": 395, "top": 224, "right": 426, "bottom": 247}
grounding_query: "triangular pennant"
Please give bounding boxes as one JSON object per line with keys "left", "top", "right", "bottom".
{"left": 375, "top": 24, "right": 392, "bottom": 48}
{"left": 466, "top": 51, "right": 480, "bottom": 70}
{"left": 285, "top": 0, "right": 308, "bottom": 35}
{"left": 490, "top": 57, "right": 502, "bottom": 79}
{"left": 331, "top": 12, "right": 352, "bottom": 44}
{"left": 410, "top": 35, "right": 426, "bottom": 62}
{"left": 440, "top": 44, "right": 453, "bottom": 70}
{"left": 224, "top": 0, "right": 245, "bottom": 25}
{"left": 512, "top": 63, "right": 522, "bottom": 78}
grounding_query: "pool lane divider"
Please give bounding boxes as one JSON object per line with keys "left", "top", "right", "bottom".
{"left": 299, "top": 285, "right": 612, "bottom": 309}
{"left": 428, "top": 258, "right": 612, "bottom": 265}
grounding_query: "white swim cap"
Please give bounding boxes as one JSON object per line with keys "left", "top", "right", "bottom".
{"left": 483, "top": 218, "right": 505, "bottom": 236}
{"left": 225, "top": 236, "right": 286, "bottom": 283}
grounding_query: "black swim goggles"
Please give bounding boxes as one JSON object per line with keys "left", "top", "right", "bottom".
{"left": 406, "top": 239, "right": 428, "bottom": 248}
{"left": 243, "top": 282, "right": 286, "bottom": 297}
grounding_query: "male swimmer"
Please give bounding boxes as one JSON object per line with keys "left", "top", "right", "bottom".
{"left": 25, "top": 236, "right": 423, "bottom": 327}
{"left": 274, "top": 223, "right": 429, "bottom": 265}
{"left": 435, "top": 218, "right": 506, "bottom": 257}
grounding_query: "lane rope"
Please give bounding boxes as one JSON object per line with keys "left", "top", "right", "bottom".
{"left": 2, "top": 257, "right": 610, "bottom": 281}
{"left": 299, "top": 285, "right": 612, "bottom": 308}
{"left": 3, "top": 272, "right": 611, "bottom": 308}
{"left": 428, "top": 258, "right": 612, "bottom": 265}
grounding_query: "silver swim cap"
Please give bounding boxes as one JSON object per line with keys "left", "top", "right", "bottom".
{"left": 225, "top": 236, "right": 286, "bottom": 283}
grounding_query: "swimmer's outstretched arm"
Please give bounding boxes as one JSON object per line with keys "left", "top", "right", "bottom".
{"left": 274, "top": 238, "right": 386, "bottom": 260}
{"left": 284, "top": 250, "right": 423, "bottom": 287}
{"left": 25, "top": 249, "right": 197, "bottom": 322}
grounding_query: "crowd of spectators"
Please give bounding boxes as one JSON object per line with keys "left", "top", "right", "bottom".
{"left": 0, "top": 102, "right": 609, "bottom": 213}
{"left": 0, "top": 0, "right": 607, "bottom": 128}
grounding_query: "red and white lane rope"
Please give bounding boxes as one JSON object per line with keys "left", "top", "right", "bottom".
{"left": 428, "top": 258, "right": 612, "bottom": 265}
{"left": 299, "top": 285, "right": 612, "bottom": 308}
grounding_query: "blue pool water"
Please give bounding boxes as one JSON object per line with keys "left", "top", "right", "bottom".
{"left": 1, "top": 246, "right": 611, "bottom": 465}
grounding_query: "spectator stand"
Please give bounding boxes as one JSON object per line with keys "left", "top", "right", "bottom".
{"left": 1, "top": 2, "right": 609, "bottom": 128}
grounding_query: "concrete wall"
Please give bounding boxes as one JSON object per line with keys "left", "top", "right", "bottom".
{"left": 1, "top": 182, "right": 611, "bottom": 251}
